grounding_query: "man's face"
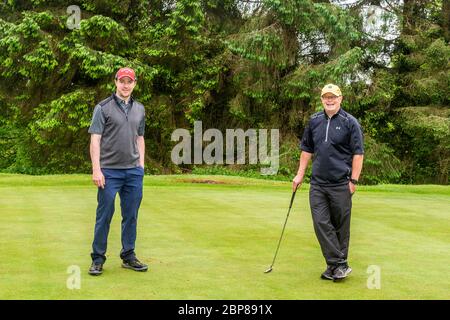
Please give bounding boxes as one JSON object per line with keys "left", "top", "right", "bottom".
{"left": 115, "top": 77, "right": 136, "bottom": 99}
{"left": 321, "top": 93, "right": 343, "bottom": 113}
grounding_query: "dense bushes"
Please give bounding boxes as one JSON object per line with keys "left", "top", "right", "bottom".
{"left": 0, "top": 0, "right": 448, "bottom": 184}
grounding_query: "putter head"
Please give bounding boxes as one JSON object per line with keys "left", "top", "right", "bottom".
{"left": 264, "top": 267, "right": 273, "bottom": 274}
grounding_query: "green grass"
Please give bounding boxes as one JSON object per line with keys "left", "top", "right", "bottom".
{"left": 0, "top": 174, "right": 449, "bottom": 299}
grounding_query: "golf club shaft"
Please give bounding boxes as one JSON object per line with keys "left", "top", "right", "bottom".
{"left": 268, "top": 190, "right": 297, "bottom": 270}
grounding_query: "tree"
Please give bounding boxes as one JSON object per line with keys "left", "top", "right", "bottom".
{"left": 0, "top": 0, "right": 448, "bottom": 184}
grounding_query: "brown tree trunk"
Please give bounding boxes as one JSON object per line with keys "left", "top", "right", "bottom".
{"left": 402, "top": 0, "right": 417, "bottom": 35}
{"left": 442, "top": 0, "right": 450, "bottom": 42}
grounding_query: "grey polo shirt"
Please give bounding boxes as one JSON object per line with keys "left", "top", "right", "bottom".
{"left": 88, "top": 94, "right": 145, "bottom": 169}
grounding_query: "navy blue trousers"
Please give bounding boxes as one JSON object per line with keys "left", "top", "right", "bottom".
{"left": 91, "top": 167, "right": 144, "bottom": 264}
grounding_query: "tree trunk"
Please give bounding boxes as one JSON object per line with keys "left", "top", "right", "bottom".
{"left": 402, "top": 0, "right": 416, "bottom": 35}
{"left": 442, "top": 0, "right": 450, "bottom": 42}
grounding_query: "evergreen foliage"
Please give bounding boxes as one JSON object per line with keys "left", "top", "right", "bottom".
{"left": 0, "top": 0, "right": 448, "bottom": 183}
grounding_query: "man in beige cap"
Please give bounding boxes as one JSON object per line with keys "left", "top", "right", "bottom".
{"left": 292, "top": 84, "right": 364, "bottom": 281}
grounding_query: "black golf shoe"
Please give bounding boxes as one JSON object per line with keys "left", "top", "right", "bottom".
{"left": 122, "top": 258, "right": 148, "bottom": 272}
{"left": 321, "top": 265, "right": 336, "bottom": 280}
{"left": 88, "top": 262, "right": 103, "bottom": 276}
{"left": 333, "top": 265, "right": 352, "bottom": 281}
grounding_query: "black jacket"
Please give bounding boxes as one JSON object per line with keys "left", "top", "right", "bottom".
{"left": 300, "top": 108, "right": 364, "bottom": 186}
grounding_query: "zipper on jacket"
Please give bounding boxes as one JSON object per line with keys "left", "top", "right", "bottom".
{"left": 325, "top": 118, "right": 330, "bottom": 142}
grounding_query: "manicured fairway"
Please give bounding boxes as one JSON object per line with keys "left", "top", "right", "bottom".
{"left": 0, "top": 174, "right": 448, "bottom": 299}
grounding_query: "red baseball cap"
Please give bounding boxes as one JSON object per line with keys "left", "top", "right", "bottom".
{"left": 115, "top": 67, "right": 136, "bottom": 81}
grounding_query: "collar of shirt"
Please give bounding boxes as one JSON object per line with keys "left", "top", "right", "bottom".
{"left": 113, "top": 93, "right": 133, "bottom": 114}
{"left": 323, "top": 107, "right": 343, "bottom": 119}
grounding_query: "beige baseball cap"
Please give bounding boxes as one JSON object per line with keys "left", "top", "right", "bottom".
{"left": 321, "top": 83, "right": 342, "bottom": 97}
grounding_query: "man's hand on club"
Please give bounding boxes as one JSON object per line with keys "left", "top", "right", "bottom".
{"left": 93, "top": 169, "right": 105, "bottom": 189}
{"left": 292, "top": 174, "right": 303, "bottom": 192}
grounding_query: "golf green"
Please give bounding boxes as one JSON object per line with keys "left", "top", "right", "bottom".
{"left": 0, "top": 174, "right": 448, "bottom": 299}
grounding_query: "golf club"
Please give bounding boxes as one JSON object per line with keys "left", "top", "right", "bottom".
{"left": 264, "top": 189, "right": 297, "bottom": 273}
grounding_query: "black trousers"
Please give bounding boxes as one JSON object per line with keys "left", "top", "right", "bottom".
{"left": 309, "top": 183, "right": 352, "bottom": 267}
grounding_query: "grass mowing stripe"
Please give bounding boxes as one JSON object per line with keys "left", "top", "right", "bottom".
{"left": 0, "top": 175, "right": 448, "bottom": 299}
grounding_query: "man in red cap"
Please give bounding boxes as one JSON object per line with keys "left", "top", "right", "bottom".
{"left": 87, "top": 67, "right": 148, "bottom": 275}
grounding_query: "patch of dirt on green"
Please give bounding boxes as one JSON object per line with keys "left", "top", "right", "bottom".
{"left": 178, "top": 178, "right": 227, "bottom": 184}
